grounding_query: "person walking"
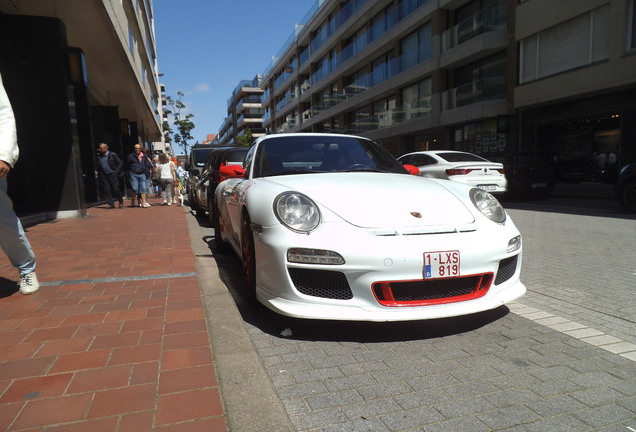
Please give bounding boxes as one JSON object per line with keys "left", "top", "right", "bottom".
{"left": 96, "top": 143, "right": 124, "bottom": 208}
{"left": 0, "top": 72, "right": 39, "bottom": 294}
{"left": 156, "top": 152, "right": 176, "bottom": 206}
{"left": 126, "top": 144, "right": 153, "bottom": 207}
{"left": 151, "top": 155, "right": 161, "bottom": 198}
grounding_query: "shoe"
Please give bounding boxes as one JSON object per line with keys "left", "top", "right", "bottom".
{"left": 162, "top": 200, "right": 167, "bottom": 206}
{"left": 167, "top": 202, "right": 171, "bottom": 206}
{"left": 108, "top": 203, "right": 115, "bottom": 208}
{"left": 143, "top": 203, "right": 151, "bottom": 208}
{"left": 19, "top": 272, "right": 40, "bottom": 295}
{"left": 118, "top": 201, "right": 124, "bottom": 208}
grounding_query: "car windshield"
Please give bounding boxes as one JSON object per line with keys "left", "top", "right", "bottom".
{"left": 224, "top": 149, "right": 247, "bottom": 164}
{"left": 438, "top": 152, "right": 489, "bottom": 163}
{"left": 252, "top": 135, "right": 407, "bottom": 178}
{"left": 192, "top": 148, "right": 214, "bottom": 167}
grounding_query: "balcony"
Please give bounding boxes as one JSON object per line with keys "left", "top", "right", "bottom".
{"left": 441, "top": 77, "right": 506, "bottom": 111}
{"left": 342, "top": 98, "right": 432, "bottom": 134}
{"left": 441, "top": 5, "right": 507, "bottom": 52}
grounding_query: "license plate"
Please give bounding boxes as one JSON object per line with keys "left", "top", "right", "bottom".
{"left": 424, "top": 250, "right": 460, "bottom": 278}
{"left": 477, "top": 184, "right": 497, "bottom": 191}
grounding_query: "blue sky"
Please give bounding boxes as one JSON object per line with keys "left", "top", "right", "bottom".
{"left": 154, "top": 0, "right": 316, "bottom": 143}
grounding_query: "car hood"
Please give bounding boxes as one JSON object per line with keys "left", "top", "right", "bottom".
{"left": 265, "top": 173, "right": 476, "bottom": 230}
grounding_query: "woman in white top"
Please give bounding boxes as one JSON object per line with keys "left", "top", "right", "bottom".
{"left": 156, "top": 153, "right": 176, "bottom": 205}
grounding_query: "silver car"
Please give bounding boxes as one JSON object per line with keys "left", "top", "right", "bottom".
{"left": 398, "top": 150, "right": 507, "bottom": 193}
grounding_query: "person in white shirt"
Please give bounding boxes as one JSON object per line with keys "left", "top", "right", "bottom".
{"left": 0, "top": 72, "right": 39, "bottom": 294}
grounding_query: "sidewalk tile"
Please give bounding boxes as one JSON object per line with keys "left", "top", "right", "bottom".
{"left": 119, "top": 411, "right": 155, "bottom": 432}
{"left": 49, "top": 349, "right": 111, "bottom": 373}
{"left": 0, "top": 373, "right": 73, "bottom": 403}
{"left": 66, "top": 365, "right": 132, "bottom": 394}
{"left": 88, "top": 383, "right": 156, "bottom": 418}
{"left": 11, "top": 393, "right": 92, "bottom": 429}
{"left": 156, "top": 388, "right": 224, "bottom": 426}
{"left": 159, "top": 364, "right": 219, "bottom": 394}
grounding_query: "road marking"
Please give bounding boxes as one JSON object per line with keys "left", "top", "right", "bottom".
{"left": 40, "top": 272, "right": 197, "bottom": 286}
{"left": 508, "top": 302, "right": 636, "bottom": 362}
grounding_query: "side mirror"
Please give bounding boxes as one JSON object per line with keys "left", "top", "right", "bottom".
{"left": 403, "top": 164, "right": 420, "bottom": 176}
{"left": 219, "top": 164, "right": 246, "bottom": 178}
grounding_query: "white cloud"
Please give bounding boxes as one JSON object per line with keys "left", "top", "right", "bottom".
{"left": 194, "top": 83, "right": 211, "bottom": 93}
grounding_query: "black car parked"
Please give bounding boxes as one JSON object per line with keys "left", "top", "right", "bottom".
{"left": 490, "top": 151, "right": 554, "bottom": 197}
{"left": 192, "top": 146, "right": 248, "bottom": 219}
{"left": 616, "top": 162, "right": 636, "bottom": 212}
{"left": 185, "top": 145, "right": 217, "bottom": 211}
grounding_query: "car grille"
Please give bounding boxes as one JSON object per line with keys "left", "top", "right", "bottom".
{"left": 372, "top": 274, "right": 493, "bottom": 307}
{"left": 495, "top": 255, "right": 518, "bottom": 285}
{"left": 288, "top": 268, "right": 353, "bottom": 300}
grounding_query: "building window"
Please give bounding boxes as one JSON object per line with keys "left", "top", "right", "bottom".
{"left": 400, "top": 78, "right": 432, "bottom": 121}
{"left": 401, "top": 23, "right": 432, "bottom": 70}
{"left": 129, "top": 26, "right": 135, "bottom": 55}
{"left": 519, "top": 5, "right": 609, "bottom": 83}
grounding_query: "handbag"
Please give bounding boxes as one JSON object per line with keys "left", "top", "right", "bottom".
{"left": 152, "top": 170, "right": 161, "bottom": 182}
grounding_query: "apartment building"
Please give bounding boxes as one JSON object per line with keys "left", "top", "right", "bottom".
{"left": 516, "top": 0, "right": 636, "bottom": 182}
{"left": 259, "top": 0, "right": 636, "bottom": 179}
{"left": 0, "top": 0, "right": 163, "bottom": 219}
{"left": 217, "top": 75, "right": 265, "bottom": 146}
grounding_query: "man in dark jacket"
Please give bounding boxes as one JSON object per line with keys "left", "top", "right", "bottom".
{"left": 97, "top": 143, "right": 124, "bottom": 208}
{"left": 125, "top": 144, "right": 153, "bottom": 207}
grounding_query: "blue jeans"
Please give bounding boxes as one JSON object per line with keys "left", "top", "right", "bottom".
{"left": 129, "top": 172, "right": 148, "bottom": 194}
{"left": 0, "top": 178, "right": 36, "bottom": 276}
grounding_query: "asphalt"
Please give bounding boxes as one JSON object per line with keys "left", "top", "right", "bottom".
{"left": 1, "top": 186, "right": 635, "bottom": 431}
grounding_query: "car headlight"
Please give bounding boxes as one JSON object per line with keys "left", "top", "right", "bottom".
{"left": 274, "top": 192, "right": 321, "bottom": 232}
{"left": 470, "top": 188, "right": 506, "bottom": 223}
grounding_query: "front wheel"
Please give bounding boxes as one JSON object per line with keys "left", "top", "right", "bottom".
{"left": 619, "top": 180, "right": 636, "bottom": 212}
{"left": 241, "top": 215, "right": 257, "bottom": 303}
{"left": 210, "top": 199, "right": 229, "bottom": 253}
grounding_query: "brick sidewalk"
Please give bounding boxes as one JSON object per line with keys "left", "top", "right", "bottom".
{"left": 0, "top": 198, "right": 227, "bottom": 431}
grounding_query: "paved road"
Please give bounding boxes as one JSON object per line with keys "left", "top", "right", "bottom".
{"left": 188, "top": 194, "right": 636, "bottom": 432}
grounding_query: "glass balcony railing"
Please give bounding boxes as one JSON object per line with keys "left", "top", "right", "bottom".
{"left": 441, "top": 77, "right": 506, "bottom": 111}
{"left": 341, "top": 99, "right": 432, "bottom": 134}
{"left": 441, "top": 5, "right": 507, "bottom": 52}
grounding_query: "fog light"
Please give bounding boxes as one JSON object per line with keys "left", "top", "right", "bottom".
{"left": 507, "top": 235, "right": 521, "bottom": 253}
{"left": 287, "top": 248, "right": 345, "bottom": 265}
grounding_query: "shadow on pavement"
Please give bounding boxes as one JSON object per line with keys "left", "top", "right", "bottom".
{"left": 0, "top": 277, "right": 19, "bottom": 298}
{"left": 500, "top": 194, "right": 636, "bottom": 220}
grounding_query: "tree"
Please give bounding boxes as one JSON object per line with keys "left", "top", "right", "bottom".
{"left": 162, "top": 91, "right": 195, "bottom": 154}
{"left": 236, "top": 129, "right": 253, "bottom": 147}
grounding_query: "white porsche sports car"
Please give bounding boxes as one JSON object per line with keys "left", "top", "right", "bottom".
{"left": 213, "top": 133, "right": 525, "bottom": 322}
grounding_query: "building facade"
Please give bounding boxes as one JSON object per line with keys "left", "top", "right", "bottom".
{"left": 217, "top": 75, "right": 265, "bottom": 146}
{"left": 0, "top": 0, "right": 163, "bottom": 219}
{"left": 259, "top": 0, "right": 636, "bottom": 180}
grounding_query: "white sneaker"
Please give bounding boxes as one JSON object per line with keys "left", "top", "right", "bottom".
{"left": 19, "top": 272, "right": 40, "bottom": 295}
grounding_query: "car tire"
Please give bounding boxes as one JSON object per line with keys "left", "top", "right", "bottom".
{"left": 241, "top": 214, "right": 257, "bottom": 303}
{"left": 211, "top": 199, "right": 229, "bottom": 253}
{"left": 619, "top": 179, "right": 636, "bottom": 212}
